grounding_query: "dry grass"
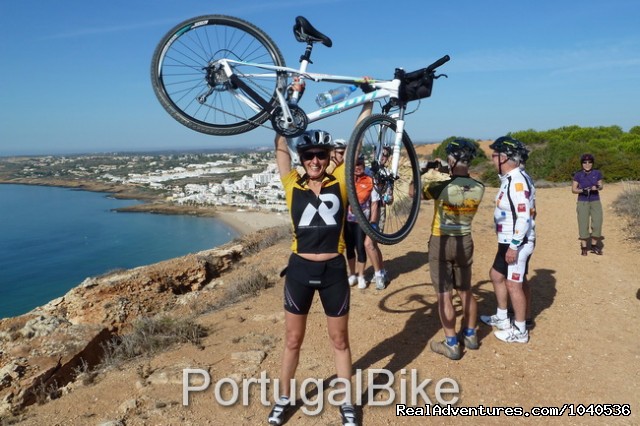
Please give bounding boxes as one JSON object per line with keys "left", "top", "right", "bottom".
{"left": 99, "top": 315, "right": 207, "bottom": 368}
{"left": 614, "top": 181, "right": 640, "bottom": 243}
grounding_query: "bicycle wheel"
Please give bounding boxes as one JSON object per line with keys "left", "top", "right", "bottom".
{"left": 151, "top": 15, "right": 286, "bottom": 136}
{"left": 345, "top": 114, "right": 421, "bottom": 245}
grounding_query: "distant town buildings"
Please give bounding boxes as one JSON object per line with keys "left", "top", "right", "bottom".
{"left": 3, "top": 151, "right": 289, "bottom": 212}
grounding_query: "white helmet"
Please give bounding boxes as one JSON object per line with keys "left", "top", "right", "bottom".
{"left": 333, "top": 138, "right": 347, "bottom": 149}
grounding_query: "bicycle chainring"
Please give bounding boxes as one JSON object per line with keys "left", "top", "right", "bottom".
{"left": 271, "top": 104, "right": 308, "bottom": 137}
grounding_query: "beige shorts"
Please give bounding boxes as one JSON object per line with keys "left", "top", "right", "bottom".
{"left": 428, "top": 234, "right": 474, "bottom": 293}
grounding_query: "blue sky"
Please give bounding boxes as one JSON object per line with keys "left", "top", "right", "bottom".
{"left": 1, "top": 0, "right": 638, "bottom": 156}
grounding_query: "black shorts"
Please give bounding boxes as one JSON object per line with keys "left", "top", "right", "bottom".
{"left": 284, "top": 253, "right": 350, "bottom": 317}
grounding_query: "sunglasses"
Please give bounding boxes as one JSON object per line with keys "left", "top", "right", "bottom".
{"left": 300, "top": 150, "right": 330, "bottom": 161}
{"left": 582, "top": 160, "right": 593, "bottom": 164}
{"left": 334, "top": 150, "right": 345, "bottom": 155}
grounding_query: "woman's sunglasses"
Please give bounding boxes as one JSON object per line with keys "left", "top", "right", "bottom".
{"left": 300, "top": 150, "right": 330, "bottom": 161}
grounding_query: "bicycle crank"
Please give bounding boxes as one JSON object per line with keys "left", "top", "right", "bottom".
{"left": 271, "top": 104, "right": 308, "bottom": 137}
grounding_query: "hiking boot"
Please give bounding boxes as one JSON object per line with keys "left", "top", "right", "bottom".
{"left": 357, "top": 276, "right": 367, "bottom": 289}
{"left": 374, "top": 274, "right": 385, "bottom": 290}
{"left": 268, "top": 398, "right": 292, "bottom": 425}
{"left": 480, "top": 314, "right": 511, "bottom": 330}
{"left": 339, "top": 403, "right": 358, "bottom": 426}
{"left": 458, "top": 332, "right": 479, "bottom": 350}
{"left": 430, "top": 339, "right": 461, "bottom": 360}
{"left": 590, "top": 246, "right": 602, "bottom": 255}
{"left": 581, "top": 247, "right": 588, "bottom": 256}
{"left": 348, "top": 275, "right": 357, "bottom": 286}
{"left": 494, "top": 326, "right": 529, "bottom": 344}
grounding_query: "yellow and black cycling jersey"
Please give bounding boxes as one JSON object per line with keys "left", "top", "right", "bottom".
{"left": 282, "top": 163, "right": 348, "bottom": 254}
{"left": 423, "top": 175, "right": 485, "bottom": 237}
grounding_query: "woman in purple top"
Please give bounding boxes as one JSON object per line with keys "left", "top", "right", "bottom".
{"left": 571, "top": 153, "right": 604, "bottom": 255}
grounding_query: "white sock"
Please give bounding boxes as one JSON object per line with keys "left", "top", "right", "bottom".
{"left": 497, "top": 308, "right": 508, "bottom": 320}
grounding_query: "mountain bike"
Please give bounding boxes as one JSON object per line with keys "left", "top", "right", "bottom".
{"left": 151, "top": 15, "right": 449, "bottom": 244}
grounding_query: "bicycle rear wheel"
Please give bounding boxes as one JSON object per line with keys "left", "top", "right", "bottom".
{"left": 345, "top": 114, "right": 421, "bottom": 245}
{"left": 151, "top": 15, "right": 286, "bottom": 136}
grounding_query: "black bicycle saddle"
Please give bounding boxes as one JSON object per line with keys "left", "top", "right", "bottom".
{"left": 293, "top": 16, "right": 332, "bottom": 47}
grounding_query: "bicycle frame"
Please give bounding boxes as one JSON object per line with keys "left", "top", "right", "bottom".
{"left": 215, "top": 57, "right": 407, "bottom": 177}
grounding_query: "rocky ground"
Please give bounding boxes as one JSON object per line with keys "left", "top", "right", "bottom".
{"left": 1, "top": 146, "right": 639, "bottom": 425}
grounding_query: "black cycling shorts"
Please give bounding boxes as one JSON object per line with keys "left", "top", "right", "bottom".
{"left": 283, "top": 253, "right": 350, "bottom": 317}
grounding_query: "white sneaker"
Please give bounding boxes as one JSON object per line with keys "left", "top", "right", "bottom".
{"left": 494, "top": 326, "right": 529, "bottom": 343}
{"left": 374, "top": 274, "right": 385, "bottom": 290}
{"left": 357, "top": 276, "right": 367, "bottom": 289}
{"left": 480, "top": 314, "right": 511, "bottom": 330}
{"left": 348, "top": 275, "right": 357, "bottom": 286}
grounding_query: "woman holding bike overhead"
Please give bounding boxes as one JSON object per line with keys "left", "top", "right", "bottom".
{"left": 268, "top": 103, "right": 373, "bottom": 426}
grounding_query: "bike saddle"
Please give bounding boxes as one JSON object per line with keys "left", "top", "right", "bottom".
{"left": 293, "top": 16, "right": 332, "bottom": 47}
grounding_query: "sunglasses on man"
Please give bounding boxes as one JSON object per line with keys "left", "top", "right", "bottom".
{"left": 300, "top": 150, "right": 330, "bottom": 161}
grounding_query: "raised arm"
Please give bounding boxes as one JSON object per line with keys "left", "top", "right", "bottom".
{"left": 274, "top": 134, "right": 292, "bottom": 180}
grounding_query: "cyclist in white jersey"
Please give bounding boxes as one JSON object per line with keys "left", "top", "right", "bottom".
{"left": 481, "top": 136, "right": 535, "bottom": 344}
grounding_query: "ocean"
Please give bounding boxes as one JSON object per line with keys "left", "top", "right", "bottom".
{"left": 0, "top": 184, "right": 239, "bottom": 319}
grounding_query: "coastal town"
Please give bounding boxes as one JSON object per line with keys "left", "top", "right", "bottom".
{"left": 0, "top": 150, "right": 290, "bottom": 212}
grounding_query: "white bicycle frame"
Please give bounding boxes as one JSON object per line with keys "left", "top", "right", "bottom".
{"left": 216, "top": 58, "right": 407, "bottom": 178}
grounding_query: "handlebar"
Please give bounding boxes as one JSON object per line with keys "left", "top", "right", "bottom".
{"left": 403, "top": 55, "right": 450, "bottom": 81}
{"left": 426, "top": 55, "right": 450, "bottom": 72}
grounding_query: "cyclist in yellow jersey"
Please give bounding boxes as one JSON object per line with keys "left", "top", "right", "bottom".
{"left": 422, "top": 139, "right": 485, "bottom": 360}
{"left": 268, "top": 103, "right": 373, "bottom": 426}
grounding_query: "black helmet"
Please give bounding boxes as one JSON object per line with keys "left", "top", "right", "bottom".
{"left": 296, "top": 129, "right": 333, "bottom": 152}
{"left": 446, "top": 139, "right": 477, "bottom": 162}
{"left": 490, "top": 136, "right": 528, "bottom": 162}
{"left": 580, "top": 153, "right": 595, "bottom": 163}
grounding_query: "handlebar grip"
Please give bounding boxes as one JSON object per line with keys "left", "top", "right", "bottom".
{"left": 426, "top": 55, "right": 450, "bottom": 72}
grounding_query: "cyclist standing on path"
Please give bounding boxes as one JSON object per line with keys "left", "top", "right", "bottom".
{"left": 422, "top": 139, "right": 485, "bottom": 360}
{"left": 571, "top": 153, "right": 604, "bottom": 256}
{"left": 481, "top": 136, "right": 535, "bottom": 344}
{"left": 268, "top": 103, "right": 373, "bottom": 426}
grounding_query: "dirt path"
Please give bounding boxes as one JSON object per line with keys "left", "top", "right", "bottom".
{"left": 16, "top": 182, "right": 640, "bottom": 425}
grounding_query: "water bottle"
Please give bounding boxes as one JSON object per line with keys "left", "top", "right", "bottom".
{"left": 315, "top": 85, "right": 357, "bottom": 107}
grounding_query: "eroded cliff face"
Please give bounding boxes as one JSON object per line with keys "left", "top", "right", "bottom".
{"left": 0, "top": 227, "right": 285, "bottom": 417}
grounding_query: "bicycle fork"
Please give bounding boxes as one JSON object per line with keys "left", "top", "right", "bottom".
{"left": 389, "top": 110, "right": 406, "bottom": 179}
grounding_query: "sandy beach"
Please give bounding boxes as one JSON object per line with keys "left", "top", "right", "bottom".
{"left": 214, "top": 208, "right": 290, "bottom": 234}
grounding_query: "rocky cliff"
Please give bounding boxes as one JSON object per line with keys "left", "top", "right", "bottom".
{"left": 0, "top": 226, "right": 288, "bottom": 417}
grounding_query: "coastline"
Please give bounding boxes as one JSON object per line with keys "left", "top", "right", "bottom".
{"left": 0, "top": 178, "right": 289, "bottom": 236}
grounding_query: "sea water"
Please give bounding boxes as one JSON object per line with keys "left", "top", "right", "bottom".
{"left": 0, "top": 184, "right": 239, "bottom": 318}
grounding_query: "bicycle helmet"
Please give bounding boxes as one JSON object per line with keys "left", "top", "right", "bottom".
{"left": 580, "top": 153, "right": 595, "bottom": 163}
{"left": 445, "top": 139, "right": 477, "bottom": 162}
{"left": 333, "top": 138, "right": 347, "bottom": 149}
{"left": 489, "top": 136, "right": 527, "bottom": 162}
{"left": 296, "top": 129, "right": 333, "bottom": 152}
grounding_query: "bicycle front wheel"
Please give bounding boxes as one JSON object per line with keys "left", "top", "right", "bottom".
{"left": 345, "top": 114, "right": 421, "bottom": 245}
{"left": 151, "top": 15, "right": 286, "bottom": 136}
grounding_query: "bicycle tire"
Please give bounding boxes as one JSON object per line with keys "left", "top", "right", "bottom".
{"left": 345, "top": 114, "right": 421, "bottom": 245}
{"left": 151, "top": 15, "right": 286, "bottom": 136}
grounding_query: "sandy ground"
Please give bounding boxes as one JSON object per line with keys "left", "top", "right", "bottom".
{"left": 11, "top": 176, "right": 640, "bottom": 426}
